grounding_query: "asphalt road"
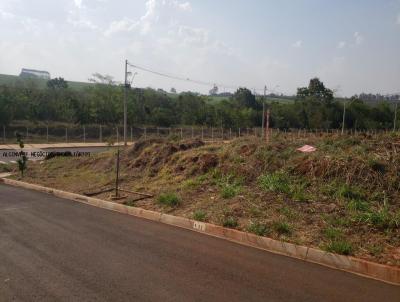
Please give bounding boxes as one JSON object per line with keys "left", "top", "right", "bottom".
{"left": 0, "top": 184, "right": 399, "bottom": 302}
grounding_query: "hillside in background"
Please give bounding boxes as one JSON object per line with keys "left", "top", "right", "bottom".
{"left": 0, "top": 73, "right": 93, "bottom": 90}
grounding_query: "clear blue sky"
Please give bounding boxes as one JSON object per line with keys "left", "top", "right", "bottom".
{"left": 0, "top": 0, "right": 399, "bottom": 96}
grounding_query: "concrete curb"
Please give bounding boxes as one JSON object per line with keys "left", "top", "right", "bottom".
{"left": 1, "top": 177, "right": 399, "bottom": 285}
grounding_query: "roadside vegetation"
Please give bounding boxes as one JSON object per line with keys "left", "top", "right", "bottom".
{"left": 7, "top": 133, "right": 400, "bottom": 266}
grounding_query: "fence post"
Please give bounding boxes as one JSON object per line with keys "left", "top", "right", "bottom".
{"left": 83, "top": 126, "right": 86, "bottom": 143}
{"left": 180, "top": 128, "right": 183, "bottom": 140}
{"left": 221, "top": 127, "right": 224, "bottom": 140}
{"left": 116, "top": 127, "right": 119, "bottom": 144}
{"left": 2, "top": 125, "right": 5, "bottom": 143}
{"left": 46, "top": 125, "right": 49, "bottom": 143}
{"left": 211, "top": 127, "right": 214, "bottom": 142}
{"left": 130, "top": 127, "right": 133, "bottom": 143}
{"left": 201, "top": 127, "right": 204, "bottom": 140}
{"left": 239, "top": 128, "right": 241, "bottom": 137}
{"left": 191, "top": 127, "right": 194, "bottom": 139}
{"left": 144, "top": 127, "right": 147, "bottom": 140}
{"left": 26, "top": 127, "right": 28, "bottom": 142}
{"left": 229, "top": 128, "right": 232, "bottom": 140}
{"left": 65, "top": 127, "right": 68, "bottom": 143}
{"left": 157, "top": 127, "right": 160, "bottom": 137}
{"left": 99, "top": 125, "right": 102, "bottom": 143}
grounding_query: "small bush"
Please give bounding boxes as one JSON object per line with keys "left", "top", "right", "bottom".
{"left": 325, "top": 240, "right": 353, "bottom": 255}
{"left": 247, "top": 221, "right": 269, "bottom": 236}
{"left": 273, "top": 221, "right": 292, "bottom": 235}
{"left": 193, "top": 210, "right": 207, "bottom": 222}
{"left": 222, "top": 216, "right": 238, "bottom": 228}
{"left": 157, "top": 193, "right": 180, "bottom": 207}
{"left": 258, "top": 172, "right": 290, "bottom": 194}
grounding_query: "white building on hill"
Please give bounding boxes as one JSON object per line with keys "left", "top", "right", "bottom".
{"left": 19, "top": 68, "right": 51, "bottom": 80}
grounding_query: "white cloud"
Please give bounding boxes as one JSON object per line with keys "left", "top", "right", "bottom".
{"left": 74, "top": 0, "right": 83, "bottom": 9}
{"left": 292, "top": 40, "right": 302, "bottom": 48}
{"left": 174, "top": 1, "right": 191, "bottom": 11}
{"left": 0, "top": 8, "right": 15, "bottom": 20}
{"left": 354, "top": 31, "right": 364, "bottom": 45}
{"left": 178, "top": 25, "right": 208, "bottom": 46}
{"left": 337, "top": 41, "right": 346, "bottom": 49}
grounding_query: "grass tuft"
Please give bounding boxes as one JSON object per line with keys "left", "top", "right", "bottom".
{"left": 247, "top": 221, "right": 269, "bottom": 236}
{"left": 258, "top": 172, "right": 290, "bottom": 194}
{"left": 193, "top": 210, "right": 207, "bottom": 222}
{"left": 157, "top": 193, "right": 180, "bottom": 207}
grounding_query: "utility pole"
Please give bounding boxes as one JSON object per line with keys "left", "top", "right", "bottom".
{"left": 123, "top": 59, "right": 128, "bottom": 146}
{"left": 262, "top": 85, "right": 267, "bottom": 139}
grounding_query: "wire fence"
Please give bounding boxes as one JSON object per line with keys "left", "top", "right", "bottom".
{"left": 0, "top": 124, "right": 397, "bottom": 145}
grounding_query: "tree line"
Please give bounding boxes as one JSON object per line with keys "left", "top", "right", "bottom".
{"left": 0, "top": 76, "right": 398, "bottom": 130}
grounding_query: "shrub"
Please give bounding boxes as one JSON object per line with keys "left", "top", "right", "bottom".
{"left": 157, "top": 193, "right": 180, "bottom": 207}
{"left": 325, "top": 240, "right": 353, "bottom": 255}
{"left": 222, "top": 216, "right": 238, "bottom": 228}
{"left": 258, "top": 172, "right": 290, "bottom": 194}
{"left": 193, "top": 210, "right": 207, "bottom": 222}
{"left": 247, "top": 221, "right": 269, "bottom": 236}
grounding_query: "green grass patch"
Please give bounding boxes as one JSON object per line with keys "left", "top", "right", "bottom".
{"left": 222, "top": 216, "right": 238, "bottom": 228}
{"left": 258, "top": 172, "right": 290, "bottom": 194}
{"left": 324, "top": 240, "right": 353, "bottom": 255}
{"left": 273, "top": 221, "right": 292, "bottom": 235}
{"left": 193, "top": 210, "right": 207, "bottom": 222}
{"left": 157, "top": 192, "right": 180, "bottom": 207}
{"left": 247, "top": 221, "right": 269, "bottom": 236}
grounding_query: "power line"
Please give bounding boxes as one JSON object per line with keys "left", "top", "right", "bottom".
{"left": 127, "top": 61, "right": 279, "bottom": 93}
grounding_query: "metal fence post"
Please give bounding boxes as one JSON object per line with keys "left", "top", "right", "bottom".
{"left": 229, "top": 128, "right": 232, "bottom": 140}
{"left": 2, "top": 125, "right": 5, "bottom": 143}
{"left": 191, "top": 127, "right": 194, "bottom": 139}
{"left": 221, "top": 128, "right": 224, "bottom": 140}
{"left": 211, "top": 127, "right": 214, "bottom": 142}
{"left": 157, "top": 127, "right": 160, "bottom": 137}
{"left": 239, "top": 128, "right": 241, "bottom": 137}
{"left": 46, "top": 125, "right": 49, "bottom": 143}
{"left": 99, "top": 125, "right": 102, "bottom": 143}
{"left": 130, "top": 126, "right": 133, "bottom": 143}
{"left": 83, "top": 126, "right": 86, "bottom": 143}
{"left": 26, "top": 127, "right": 28, "bottom": 142}
{"left": 65, "top": 127, "right": 68, "bottom": 143}
{"left": 201, "top": 127, "right": 204, "bottom": 140}
{"left": 180, "top": 128, "right": 183, "bottom": 140}
{"left": 116, "top": 126, "right": 119, "bottom": 144}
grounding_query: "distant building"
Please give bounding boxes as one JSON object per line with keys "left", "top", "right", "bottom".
{"left": 19, "top": 68, "right": 51, "bottom": 80}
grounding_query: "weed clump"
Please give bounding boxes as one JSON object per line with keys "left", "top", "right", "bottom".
{"left": 222, "top": 216, "right": 238, "bottom": 228}
{"left": 247, "top": 221, "right": 269, "bottom": 236}
{"left": 157, "top": 193, "right": 180, "bottom": 207}
{"left": 258, "top": 172, "right": 290, "bottom": 194}
{"left": 273, "top": 221, "right": 292, "bottom": 235}
{"left": 193, "top": 210, "right": 207, "bottom": 222}
{"left": 325, "top": 240, "right": 353, "bottom": 255}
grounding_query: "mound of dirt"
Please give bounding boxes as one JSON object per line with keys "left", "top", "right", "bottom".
{"left": 125, "top": 139, "right": 205, "bottom": 175}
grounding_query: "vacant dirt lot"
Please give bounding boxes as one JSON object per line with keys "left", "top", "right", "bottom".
{"left": 7, "top": 132, "right": 400, "bottom": 266}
